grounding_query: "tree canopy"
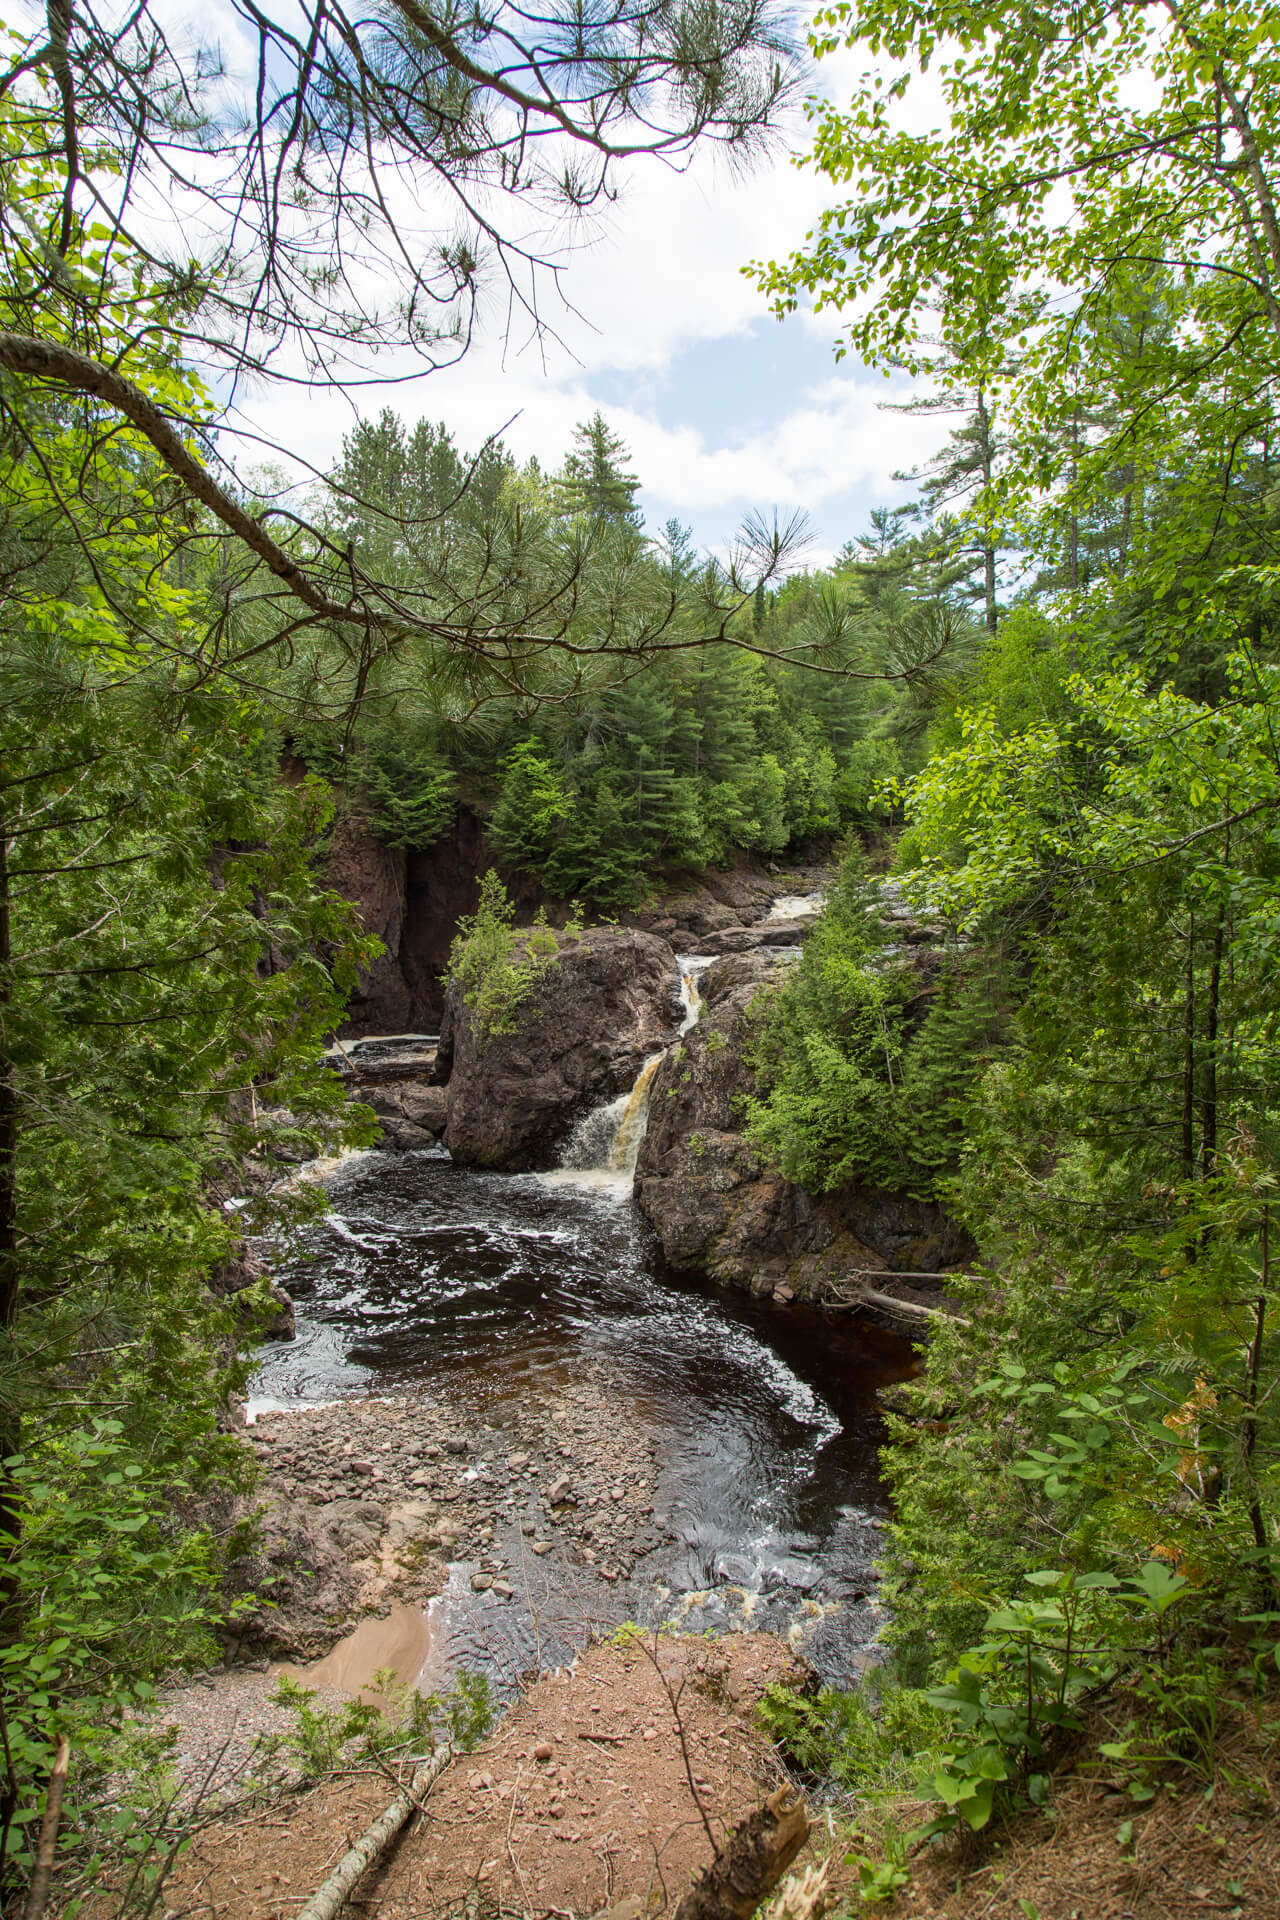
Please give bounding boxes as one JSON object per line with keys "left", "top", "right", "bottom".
{"left": 0, "top": 0, "right": 810, "bottom": 704}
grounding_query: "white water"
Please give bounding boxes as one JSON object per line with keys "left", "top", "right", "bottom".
{"left": 546, "top": 965, "right": 707, "bottom": 1194}
{"left": 273, "top": 1144, "right": 376, "bottom": 1193}
{"left": 676, "top": 963, "right": 705, "bottom": 1034}
{"left": 767, "top": 890, "right": 827, "bottom": 921}
{"left": 253, "top": 936, "right": 903, "bottom": 1681}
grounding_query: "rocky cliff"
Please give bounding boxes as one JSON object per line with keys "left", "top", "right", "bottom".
{"left": 328, "top": 807, "right": 547, "bottom": 1036}
{"left": 324, "top": 791, "right": 831, "bottom": 1040}
{"left": 440, "top": 927, "right": 679, "bottom": 1169}
{"left": 634, "top": 954, "right": 972, "bottom": 1303}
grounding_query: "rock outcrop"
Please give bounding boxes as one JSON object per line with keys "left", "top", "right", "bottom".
{"left": 629, "top": 865, "right": 830, "bottom": 946}
{"left": 325, "top": 813, "right": 412, "bottom": 1033}
{"left": 325, "top": 1034, "right": 447, "bottom": 1151}
{"left": 328, "top": 806, "right": 550, "bottom": 1037}
{"left": 440, "top": 927, "right": 680, "bottom": 1169}
{"left": 634, "top": 958, "right": 972, "bottom": 1303}
{"left": 208, "top": 1240, "right": 296, "bottom": 1340}
{"left": 321, "top": 770, "right": 833, "bottom": 1040}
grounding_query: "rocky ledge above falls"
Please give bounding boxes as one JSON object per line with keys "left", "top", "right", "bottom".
{"left": 439, "top": 925, "right": 679, "bottom": 1169}
{"left": 633, "top": 954, "right": 973, "bottom": 1313}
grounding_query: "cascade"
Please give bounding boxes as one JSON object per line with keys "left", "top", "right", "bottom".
{"left": 677, "top": 966, "right": 702, "bottom": 1034}
{"left": 552, "top": 961, "right": 707, "bottom": 1186}
{"left": 606, "top": 1053, "right": 663, "bottom": 1170}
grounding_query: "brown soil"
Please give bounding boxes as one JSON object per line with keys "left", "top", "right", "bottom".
{"left": 152, "top": 1633, "right": 810, "bottom": 1920}
{"left": 840, "top": 1693, "right": 1280, "bottom": 1920}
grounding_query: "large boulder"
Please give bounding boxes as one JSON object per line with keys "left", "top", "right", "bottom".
{"left": 440, "top": 927, "right": 679, "bottom": 1169}
{"left": 634, "top": 967, "right": 972, "bottom": 1300}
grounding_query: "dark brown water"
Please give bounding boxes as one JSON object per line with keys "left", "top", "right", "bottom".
{"left": 253, "top": 1144, "right": 914, "bottom": 1680}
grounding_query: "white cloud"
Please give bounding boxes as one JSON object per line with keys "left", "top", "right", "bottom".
{"left": 202, "top": 21, "right": 954, "bottom": 540}
{"left": 607, "top": 371, "right": 943, "bottom": 513}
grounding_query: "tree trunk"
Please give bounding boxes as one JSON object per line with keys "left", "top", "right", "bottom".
{"left": 673, "top": 1786, "right": 810, "bottom": 1920}
{"left": 20, "top": 1735, "right": 69, "bottom": 1920}
{"left": 0, "top": 789, "right": 19, "bottom": 1881}
{"left": 976, "top": 386, "right": 998, "bottom": 634}
{"left": 1242, "top": 1208, "right": 1271, "bottom": 1587}
{"left": 1200, "top": 904, "right": 1224, "bottom": 1176}
{"left": 1067, "top": 408, "right": 1081, "bottom": 594}
{"left": 0, "top": 789, "right": 19, "bottom": 1601}
{"left": 296, "top": 1745, "right": 452, "bottom": 1920}
{"left": 1182, "top": 908, "right": 1196, "bottom": 1179}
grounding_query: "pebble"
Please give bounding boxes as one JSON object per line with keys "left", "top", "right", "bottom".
{"left": 237, "top": 1365, "right": 664, "bottom": 1657}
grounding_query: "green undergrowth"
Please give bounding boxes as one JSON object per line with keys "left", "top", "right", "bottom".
{"left": 446, "top": 869, "right": 580, "bottom": 1040}
{"left": 757, "top": 1354, "right": 1280, "bottom": 1904}
{"left": 53, "top": 1666, "right": 496, "bottom": 1917}
{"left": 266, "top": 1665, "right": 496, "bottom": 1780}
{"left": 764, "top": 1653, "right": 1280, "bottom": 1907}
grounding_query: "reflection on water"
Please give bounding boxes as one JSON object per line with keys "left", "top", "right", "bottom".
{"left": 256, "top": 1147, "right": 914, "bottom": 1680}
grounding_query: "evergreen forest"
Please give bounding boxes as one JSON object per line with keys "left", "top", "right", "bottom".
{"left": 3, "top": 0, "right": 1280, "bottom": 1909}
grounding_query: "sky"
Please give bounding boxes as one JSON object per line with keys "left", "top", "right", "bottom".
{"left": 1, "top": 0, "right": 961, "bottom": 573}
{"left": 218, "top": 38, "right": 951, "bottom": 573}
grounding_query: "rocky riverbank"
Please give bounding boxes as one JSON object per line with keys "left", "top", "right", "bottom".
{"left": 635, "top": 891, "right": 974, "bottom": 1318}
{"left": 227, "top": 1364, "right": 673, "bottom": 1664}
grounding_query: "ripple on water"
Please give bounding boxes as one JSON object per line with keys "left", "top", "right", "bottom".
{"left": 255, "top": 1147, "right": 914, "bottom": 1682}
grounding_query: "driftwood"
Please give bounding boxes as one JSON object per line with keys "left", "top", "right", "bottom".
{"left": 856, "top": 1287, "right": 971, "bottom": 1328}
{"left": 673, "top": 1785, "right": 809, "bottom": 1920}
{"left": 22, "top": 1734, "right": 70, "bottom": 1920}
{"left": 828, "top": 1270, "right": 973, "bottom": 1329}
{"left": 295, "top": 1744, "right": 452, "bottom": 1920}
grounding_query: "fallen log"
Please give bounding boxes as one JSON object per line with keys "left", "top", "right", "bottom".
{"left": 855, "top": 1287, "right": 971, "bottom": 1328}
{"left": 295, "top": 1744, "right": 452, "bottom": 1920}
{"left": 826, "top": 1270, "right": 973, "bottom": 1328}
{"left": 673, "top": 1785, "right": 810, "bottom": 1920}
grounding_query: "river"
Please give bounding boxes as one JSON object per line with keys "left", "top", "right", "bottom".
{"left": 253, "top": 1152, "right": 911, "bottom": 1685}
{"left": 253, "top": 925, "right": 912, "bottom": 1685}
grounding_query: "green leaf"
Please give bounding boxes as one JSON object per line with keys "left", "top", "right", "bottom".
{"left": 1129, "top": 1561, "right": 1189, "bottom": 1613}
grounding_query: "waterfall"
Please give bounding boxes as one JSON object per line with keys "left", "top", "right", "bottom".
{"left": 548, "top": 960, "right": 707, "bottom": 1191}
{"left": 607, "top": 1053, "right": 663, "bottom": 1170}
{"left": 766, "top": 891, "right": 827, "bottom": 922}
{"left": 557, "top": 1052, "right": 663, "bottom": 1180}
{"left": 678, "top": 966, "right": 703, "bottom": 1034}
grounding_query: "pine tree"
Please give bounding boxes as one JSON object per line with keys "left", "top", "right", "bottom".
{"left": 553, "top": 412, "right": 642, "bottom": 525}
{"left": 887, "top": 378, "right": 1005, "bottom": 634}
